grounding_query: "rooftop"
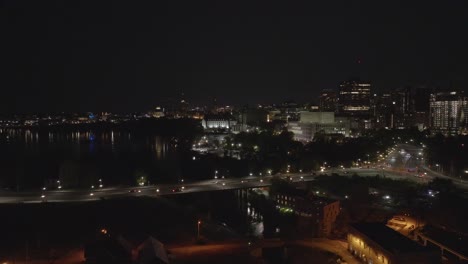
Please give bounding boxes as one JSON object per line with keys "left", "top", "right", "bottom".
{"left": 350, "top": 223, "right": 430, "bottom": 255}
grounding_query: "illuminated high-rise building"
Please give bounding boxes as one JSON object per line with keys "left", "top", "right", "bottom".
{"left": 390, "top": 86, "right": 414, "bottom": 129}
{"left": 338, "top": 79, "right": 372, "bottom": 116}
{"left": 319, "top": 89, "right": 337, "bottom": 112}
{"left": 430, "top": 90, "right": 468, "bottom": 135}
{"left": 413, "top": 86, "right": 433, "bottom": 129}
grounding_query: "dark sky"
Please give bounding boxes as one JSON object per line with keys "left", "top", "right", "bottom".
{"left": 1, "top": 0, "right": 467, "bottom": 113}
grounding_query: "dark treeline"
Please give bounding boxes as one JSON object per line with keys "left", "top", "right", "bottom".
{"left": 425, "top": 134, "right": 468, "bottom": 178}
{"left": 219, "top": 128, "right": 426, "bottom": 173}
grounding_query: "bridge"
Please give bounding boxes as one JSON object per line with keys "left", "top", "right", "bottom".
{"left": 0, "top": 173, "right": 310, "bottom": 204}
{"left": 415, "top": 231, "right": 468, "bottom": 262}
{"left": 2, "top": 147, "right": 467, "bottom": 205}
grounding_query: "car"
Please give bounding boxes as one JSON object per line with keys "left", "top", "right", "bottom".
{"left": 129, "top": 189, "right": 137, "bottom": 193}
{"left": 172, "top": 187, "right": 182, "bottom": 193}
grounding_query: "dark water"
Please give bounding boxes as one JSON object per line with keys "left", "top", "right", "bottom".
{"left": 0, "top": 129, "right": 188, "bottom": 190}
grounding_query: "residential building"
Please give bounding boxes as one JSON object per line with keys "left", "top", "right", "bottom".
{"left": 85, "top": 231, "right": 169, "bottom": 264}
{"left": 276, "top": 192, "right": 340, "bottom": 237}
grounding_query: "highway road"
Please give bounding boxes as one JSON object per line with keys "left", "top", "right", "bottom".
{"left": 1, "top": 143, "right": 466, "bottom": 204}
{"left": 0, "top": 173, "right": 316, "bottom": 204}
{"left": 0, "top": 169, "right": 405, "bottom": 204}
{"left": 380, "top": 143, "right": 468, "bottom": 189}
{"left": 0, "top": 168, "right": 435, "bottom": 204}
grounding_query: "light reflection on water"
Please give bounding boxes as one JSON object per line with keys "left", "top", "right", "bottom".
{"left": 0, "top": 129, "right": 172, "bottom": 155}
{"left": 0, "top": 129, "right": 178, "bottom": 188}
{"left": 245, "top": 202, "right": 265, "bottom": 238}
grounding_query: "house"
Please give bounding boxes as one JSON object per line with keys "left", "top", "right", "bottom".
{"left": 85, "top": 230, "right": 169, "bottom": 264}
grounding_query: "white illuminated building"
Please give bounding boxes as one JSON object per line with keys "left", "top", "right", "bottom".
{"left": 202, "top": 115, "right": 237, "bottom": 129}
{"left": 288, "top": 111, "right": 350, "bottom": 142}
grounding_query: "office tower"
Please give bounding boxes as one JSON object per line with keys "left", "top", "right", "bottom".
{"left": 319, "top": 89, "right": 337, "bottom": 112}
{"left": 430, "top": 90, "right": 468, "bottom": 135}
{"left": 338, "top": 79, "right": 372, "bottom": 116}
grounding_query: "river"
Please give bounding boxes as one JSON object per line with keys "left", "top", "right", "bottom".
{"left": 0, "top": 128, "right": 189, "bottom": 190}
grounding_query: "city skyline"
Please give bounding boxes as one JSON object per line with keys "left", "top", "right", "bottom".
{"left": 2, "top": 2, "right": 468, "bottom": 262}
{"left": 2, "top": 1, "right": 468, "bottom": 113}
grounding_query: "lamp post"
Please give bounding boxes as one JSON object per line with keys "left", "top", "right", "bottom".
{"left": 197, "top": 220, "right": 201, "bottom": 240}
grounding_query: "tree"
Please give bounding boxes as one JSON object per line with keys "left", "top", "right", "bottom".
{"left": 134, "top": 169, "right": 148, "bottom": 186}
{"left": 270, "top": 176, "right": 295, "bottom": 197}
{"left": 428, "top": 177, "right": 455, "bottom": 193}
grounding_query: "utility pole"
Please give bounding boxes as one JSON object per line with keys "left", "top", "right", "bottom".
{"left": 25, "top": 239, "right": 29, "bottom": 264}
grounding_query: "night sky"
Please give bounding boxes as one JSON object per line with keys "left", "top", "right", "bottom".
{"left": 1, "top": 0, "right": 467, "bottom": 113}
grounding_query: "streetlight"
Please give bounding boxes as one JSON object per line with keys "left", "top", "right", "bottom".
{"left": 461, "top": 170, "right": 468, "bottom": 183}
{"left": 197, "top": 220, "right": 202, "bottom": 239}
